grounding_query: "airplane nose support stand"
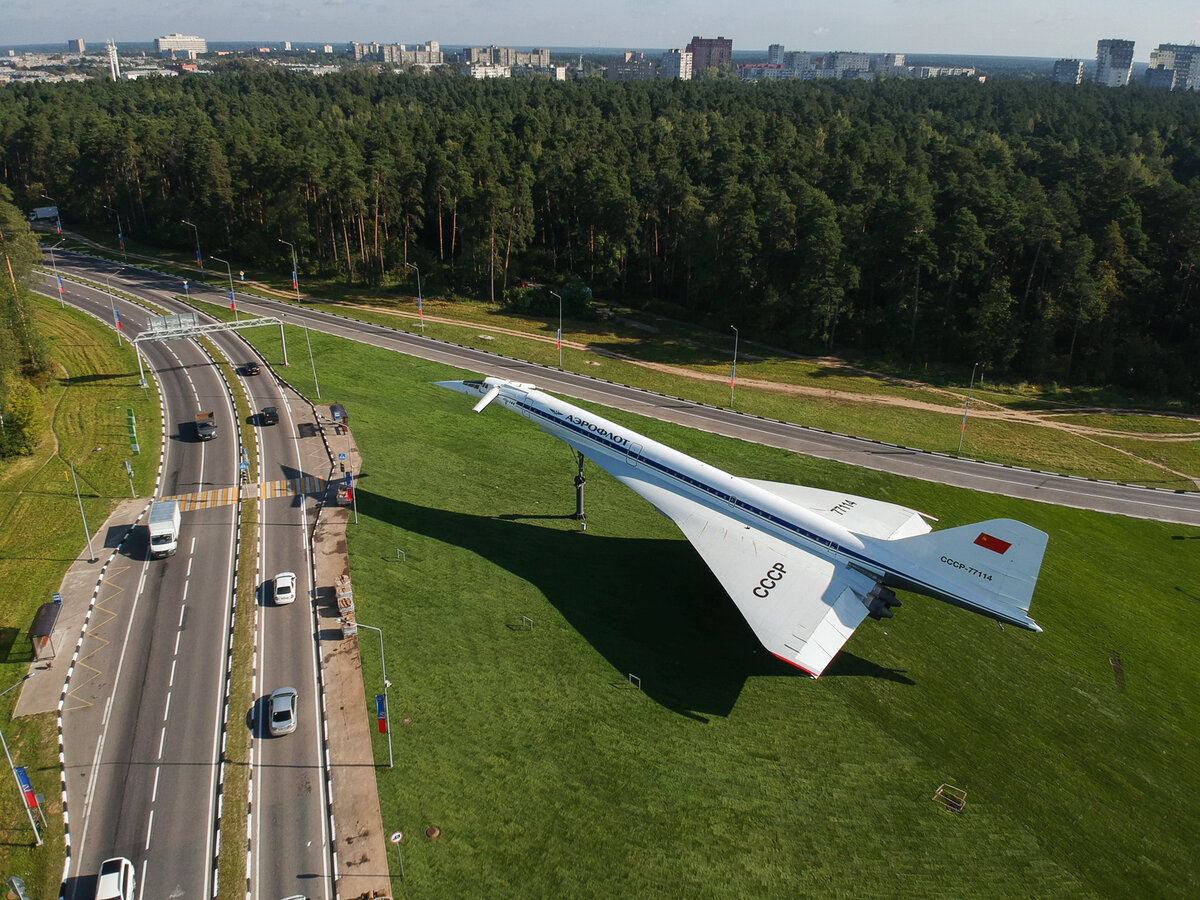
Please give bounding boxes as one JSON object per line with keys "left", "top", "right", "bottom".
{"left": 573, "top": 452, "right": 587, "bottom": 530}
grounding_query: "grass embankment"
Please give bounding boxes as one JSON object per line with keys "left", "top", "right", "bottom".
{"left": 0, "top": 296, "right": 159, "bottom": 896}
{"left": 234, "top": 322, "right": 1200, "bottom": 898}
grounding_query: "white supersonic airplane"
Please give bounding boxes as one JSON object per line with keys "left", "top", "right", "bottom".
{"left": 437, "top": 376, "right": 1047, "bottom": 677}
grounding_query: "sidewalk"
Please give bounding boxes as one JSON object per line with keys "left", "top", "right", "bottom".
{"left": 14, "top": 497, "right": 149, "bottom": 718}
{"left": 293, "top": 401, "right": 392, "bottom": 900}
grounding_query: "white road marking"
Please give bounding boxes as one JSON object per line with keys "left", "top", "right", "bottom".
{"left": 163, "top": 691, "right": 171, "bottom": 722}
{"left": 145, "top": 809, "right": 154, "bottom": 851}
{"left": 152, "top": 767, "right": 161, "bottom": 803}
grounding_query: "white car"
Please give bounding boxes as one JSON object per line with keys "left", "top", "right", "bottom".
{"left": 95, "top": 856, "right": 136, "bottom": 900}
{"left": 274, "top": 572, "right": 297, "bottom": 605}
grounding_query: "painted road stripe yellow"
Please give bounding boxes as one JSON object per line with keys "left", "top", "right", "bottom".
{"left": 167, "top": 477, "right": 327, "bottom": 510}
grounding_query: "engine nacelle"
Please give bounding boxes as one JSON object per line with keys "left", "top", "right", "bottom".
{"left": 865, "top": 584, "right": 902, "bottom": 620}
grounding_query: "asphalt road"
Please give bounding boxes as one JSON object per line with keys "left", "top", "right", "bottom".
{"left": 41, "top": 251, "right": 1200, "bottom": 527}
{"left": 60, "top": 281, "right": 237, "bottom": 898}
{"left": 53, "top": 269, "right": 333, "bottom": 898}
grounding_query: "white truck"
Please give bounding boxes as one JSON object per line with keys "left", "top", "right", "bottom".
{"left": 29, "top": 205, "right": 59, "bottom": 222}
{"left": 148, "top": 500, "right": 181, "bottom": 559}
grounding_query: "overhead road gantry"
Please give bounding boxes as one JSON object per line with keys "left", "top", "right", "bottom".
{"left": 131, "top": 312, "right": 288, "bottom": 384}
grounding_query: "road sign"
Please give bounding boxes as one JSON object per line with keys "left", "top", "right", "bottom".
{"left": 14, "top": 767, "right": 37, "bottom": 810}
{"left": 391, "top": 831, "right": 403, "bottom": 844}
{"left": 239, "top": 461, "right": 248, "bottom": 470}
{"left": 345, "top": 472, "right": 352, "bottom": 488}
{"left": 338, "top": 452, "right": 346, "bottom": 461}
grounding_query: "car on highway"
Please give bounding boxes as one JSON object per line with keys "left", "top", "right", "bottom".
{"left": 261, "top": 406, "right": 279, "bottom": 426}
{"left": 268, "top": 687, "right": 298, "bottom": 736}
{"left": 274, "top": 571, "right": 297, "bottom": 606}
{"left": 95, "top": 856, "right": 136, "bottom": 900}
{"left": 243, "top": 361, "right": 260, "bottom": 375}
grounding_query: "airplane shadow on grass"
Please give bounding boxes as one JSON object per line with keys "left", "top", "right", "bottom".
{"left": 358, "top": 491, "right": 913, "bottom": 721}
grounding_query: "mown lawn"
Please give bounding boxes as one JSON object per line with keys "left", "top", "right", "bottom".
{"left": 240, "top": 324, "right": 1200, "bottom": 898}
{"left": 0, "top": 296, "right": 159, "bottom": 896}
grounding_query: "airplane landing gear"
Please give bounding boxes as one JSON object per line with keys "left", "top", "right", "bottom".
{"left": 573, "top": 452, "right": 587, "bottom": 530}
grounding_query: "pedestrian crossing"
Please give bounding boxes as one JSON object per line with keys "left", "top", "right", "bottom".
{"left": 168, "top": 475, "right": 328, "bottom": 510}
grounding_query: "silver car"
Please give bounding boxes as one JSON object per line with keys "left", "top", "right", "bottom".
{"left": 268, "top": 687, "right": 298, "bottom": 736}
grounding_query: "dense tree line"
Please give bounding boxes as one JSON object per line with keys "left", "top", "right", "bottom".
{"left": 2, "top": 71, "right": 1198, "bottom": 395}
{"left": 0, "top": 186, "right": 49, "bottom": 456}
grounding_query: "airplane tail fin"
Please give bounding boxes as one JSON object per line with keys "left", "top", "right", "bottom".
{"left": 873, "top": 518, "right": 1047, "bottom": 631}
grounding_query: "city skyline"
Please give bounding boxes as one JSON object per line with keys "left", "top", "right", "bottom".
{"left": 1, "top": 1, "right": 1198, "bottom": 60}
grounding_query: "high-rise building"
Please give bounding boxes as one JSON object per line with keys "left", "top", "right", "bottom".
{"left": 1094, "top": 39, "right": 1134, "bottom": 87}
{"left": 661, "top": 49, "right": 693, "bottom": 80}
{"left": 106, "top": 40, "right": 120, "bottom": 81}
{"left": 1147, "top": 43, "right": 1200, "bottom": 90}
{"left": 1052, "top": 58, "right": 1084, "bottom": 84}
{"left": 68, "top": 38, "right": 85, "bottom": 54}
{"left": 155, "top": 34, "right": 208, "bottom": 55}
{"left": 686, "top": 36, "right": 732, "bottom": 71}
{"left": 767, "top": 44, "right": 784, "bottom": 66}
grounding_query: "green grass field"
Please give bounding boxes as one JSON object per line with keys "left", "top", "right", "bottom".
{"left": 235, "top": 324, "right": 1200, "bottom": 898}
{"left": 0, "top": 296, "right": 160, "bottom": 895}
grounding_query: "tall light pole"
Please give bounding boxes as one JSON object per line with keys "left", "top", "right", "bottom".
{"left": 181, "top": 219, "right": 203, "bottom": 271}
{"left": 957, "top": 362, "right": 983, "bottom": 456}
{"left": 278, "top": 238, "right": 301, "bottom": 303}
{"left": 70, "top": 462, "right": 97, "bottom": 563}
{"left": 729, "top": 326, "right": 740, "bottom": 408}
{"left": 104, "top": 204, "right": 127, "bottom": 262}
{"left": 284, "top": 315, "right": 320, "bottom": 399}
{"left": 405, "top": 262, "right": 424, "bottom": 332}
{"left": 41, "top": 193, "right": 62, "bottom": 236}
{"left": 550, "top": 291, "right": 563, "bottom": 369}
{"left": 47, "top": 239, "right": 66, "bottom": 307}
{"left": 210, "top": 255, "right": 238, "bottom": 322}
{"left": 355, "top": 623, "right": 393, "bottom": 769}
{"left": 1, "top": 673, "right": 42, "bottom": 846}
{"left": 104, "top": 266, "right": 126, "bottom": 345}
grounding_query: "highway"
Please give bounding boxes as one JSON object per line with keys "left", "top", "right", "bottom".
{"left": 40, "top": 251, "right": 1200, "bottom": 527}
{"left": 53, "top": 269, "right": 333, "bottom": 898}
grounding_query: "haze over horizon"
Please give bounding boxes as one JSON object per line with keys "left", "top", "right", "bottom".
{"left": 2, "top": 1, "right": 1198, "bottom": 61}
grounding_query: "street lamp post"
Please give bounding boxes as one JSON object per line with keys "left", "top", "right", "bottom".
{"left": 284, "top": 315, "right": 320, "bottom": 399}
{"left": 729, "top": 326, "right": 740, "bottom": 408}
{"left": 957, "top": 362, "right": 983, "bottom": 456}
{"left": 550, "top": 291, "right": 563, "bottom": 369}
{"left": 47, "top": 239, "right": 66, "bottom": 308}
{"left": 209, "top": 255, "right": 238, "bottom": 322}
{"left": 356, "top": 623, "right": 394, "bottom": 769}
{"left": 0, "top": 673, "right": 42, "bottom": 846}
{"left": 104, "top": 266, "right": 125, "bottom": 345}
{"left": 70, "top": 462, "right": 97, "bottom": 563}
{"left": 104, "top": 205, "right": 127, "bottom": 262}
{"left": 181, "top": 219, "right": 203, "bottom": 271}
{"left": 278, "top": 239, "right": 301, "bottom": 303}
{"left": 405, "top": 262, "right": 424, "bottom": 332}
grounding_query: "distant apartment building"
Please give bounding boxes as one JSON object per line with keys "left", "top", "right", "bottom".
{"left": 742, "top": 47, "right": 971, "bottom": 83}
{"left": 606, "top": 51, "right": 657, "bottom": 81}
{"left": 464, "top": 64, "right": 510, "bottom": 79}
{"left": 155, "top": 33, "right": 208, "bottom": 55}
{"left": 68, "top": 38, "right": 85, "bottom": 54}
{"left": 379, "top": 41, "right": 443, "bottom": 66}
{"left": 1095, "top": 39, "right": 1134, "bottom": 86}
{"left": 660, "top": 49, "right": 693, "bottom": 80}
{"left": 686, "top": 36, "right": 732, "bottom": 71}
{"left": 1146, "top": 43, "right": 1200, "bottom": 90}
{"left": 1053, "top": 58, "right": 1085, "bottom": 84}
{"left": 322, "top": 44, "right": 334, "bottom": 54}
{"left": 464, "top": 46, "right": 550, "bottom": 68}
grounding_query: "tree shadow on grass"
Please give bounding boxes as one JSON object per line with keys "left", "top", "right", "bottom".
{"left": 359, "top": 491, "right": 911, "bottom": 720}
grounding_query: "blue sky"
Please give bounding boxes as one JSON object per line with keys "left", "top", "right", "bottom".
{"left": 2, "top": 0, "right": 1197, "bottom": 59}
